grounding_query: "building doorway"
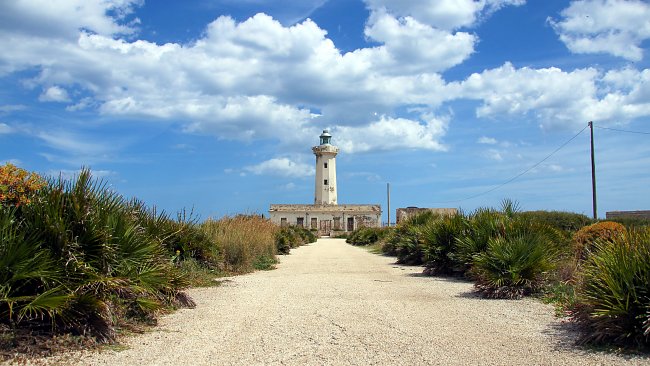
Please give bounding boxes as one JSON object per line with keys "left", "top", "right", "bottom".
{"left": 320, "top": 220, "right": 332, "bottom": 236}
{"left": 347, "top": 217, "right": 354, "bottom": 231}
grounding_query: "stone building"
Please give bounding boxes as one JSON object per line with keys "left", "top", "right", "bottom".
{"left": 269, "top": 130, "right": 381, "bottom": 236}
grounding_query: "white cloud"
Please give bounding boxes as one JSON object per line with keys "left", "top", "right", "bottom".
{"left": 39, "top": 86, "right": 70, "bottom": 102}
{"left": 486, "top": 149, "right": 504, "bottom": 161}
{"left": 363, "top": 0, "right": 525, "bottom": 30}
{"left": 477, "top": 136, "right": 498, "bottom": 144}
{"left": 457, "top": 62, "right": 650, "bottom": 127}
{"left": 244, "top": 158, "right": 315, "bottom": 178}
{"left": 0, "top": 105, "right": 26, "bottom": 113}
{"left": 549, "top": 0, "right": 650, "bottom": 61}
{"left": 333, "top": 115, "right": 448, "bottom": 153}
{"left": 458, "top": 62, "right": 601, "bottom": 127}
{"left": 2, "top": 1, "right": 650, "bottom": 155}
{"left": 361, "top": 10, "right": 476, "bottom": 73}
{"left": 0, "top": 0, "right": 142, "bottom": 39}
{"left": 0, "top": 123, "right": 13, "bottom": 134}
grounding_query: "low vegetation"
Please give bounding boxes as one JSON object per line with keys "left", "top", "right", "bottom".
{"left": 348, "top": 199, "right": 650, "bottom": 350}
{"left": 0, "top": 163, "right": 314, "bottom": 359}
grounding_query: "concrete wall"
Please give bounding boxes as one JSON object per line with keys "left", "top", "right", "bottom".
{"left": 395, "top": 207, "right": 458, "bottom": 224}
{"left": 606, "top": 210, "right": 650, "bottom": 220}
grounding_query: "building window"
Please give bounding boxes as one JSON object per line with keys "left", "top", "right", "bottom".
{"left": 324, "top": 162, "right": 328, "bottom": 169}
{"left": 297, "top": 217, "right": 304, "bottom": 227}
{"left": 324, "top": 179, "right": 328, "bottom": 185}
{"left": 334, "top": 217, "right": 341, "bottom": 230}
{"left": 311, "top": 217, "right": 318, "bottom": 230}
{"left": 280, "top": 218, "right": 287, "bottom": 227}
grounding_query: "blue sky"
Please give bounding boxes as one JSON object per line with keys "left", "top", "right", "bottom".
{"left": 1, "top": 0, "right": 649, "bottom": 222}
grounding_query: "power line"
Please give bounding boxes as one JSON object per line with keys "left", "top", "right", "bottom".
{"left": 434, "top": 124, "right": 589, "bottom": 204}
{"left": 594, "top": 125, "right": 650, "bottom": 135}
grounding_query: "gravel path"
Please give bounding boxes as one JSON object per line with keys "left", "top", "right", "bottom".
{"left": 33, "top": 238, "right": 649, "bottom": 365}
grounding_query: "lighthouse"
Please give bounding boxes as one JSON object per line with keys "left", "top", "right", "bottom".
{"left": 269, "top": 129, "right": 381, "bottom": 236}
{"left": 313, "top": 129, "right": 338, "bottom": 205}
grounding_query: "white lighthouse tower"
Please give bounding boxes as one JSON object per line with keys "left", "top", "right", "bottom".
{"left": 313, "top": 129, "right": 338, "bottom": 205}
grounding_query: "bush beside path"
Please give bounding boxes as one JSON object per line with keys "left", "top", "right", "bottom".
{"left": 33, "top": 238, "right": 648, "bottom": 366}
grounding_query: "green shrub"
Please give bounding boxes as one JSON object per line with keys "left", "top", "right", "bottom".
{"left": 519, "top": 210, "right": 593, "bottom": 232}
{"left": 274, "top": 226, "right": 316, "bottom": 255}
{"left": 421, "top": 213, "right": 465, "bottom": 275}
{"left": 473, "top": 227, "right": 558, "bottom": 299}
{"left": 347, "top": 227, "right": 389, "bottom": 246}
{"left": 395, "top": 226, "right": 425, "bottom": 265}
{"left": 606, "top": 216, "right": 650, "bottom": 229}
{"left": 3, "top": 169, "right": 191, "bottom": 342}
{"left": 573, "top": 228, "right": 650, "bottom": 348}
{"left": 455, "top": 208, "right": 505, "bottom": 275}
{"left": 573, "top": 221, "right": 626, "bottom": 261}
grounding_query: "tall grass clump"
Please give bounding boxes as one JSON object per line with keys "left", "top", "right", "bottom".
{"left": 2, "top": 169, "right": 192, "bottom": 343}
{"left": 202, "top": 215, "right": 278, "bottom": 272}
{"left": 572, "top": 228, "right": 650, "bottom": 348}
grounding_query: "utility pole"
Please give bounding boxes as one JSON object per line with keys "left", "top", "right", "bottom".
{"left": 387, "top": 183, "right": 391, "bottom": 227}
{"left": 589, "top": 121, "right": 597, "bottom": 219}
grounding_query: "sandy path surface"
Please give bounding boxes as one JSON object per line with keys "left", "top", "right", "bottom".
{"left": 37, "top": 238, "right": 648, "bottom": 365}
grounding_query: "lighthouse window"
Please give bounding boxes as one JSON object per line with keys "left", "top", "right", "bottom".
{"left": 324, "top": 179, "right": 328, "bottom": 185}
{"left": 324, "top": 162, "right": 328, "bottom": 169}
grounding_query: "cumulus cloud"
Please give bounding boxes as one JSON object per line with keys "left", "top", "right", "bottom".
{"left": 549, "top": 0, "right": 650, "bottom": 61}
{"left": 333, "top": 115, "right": 448, "bottom": 153}
{"left": 361, "top": 10, "right": 476, "bottom": 73}
{"left": 363, "top": 0, "right": 525, "bottom": 30}
{"left": 1, "top": 0, "right": 650, "bottom": 157}
{"left": 457, "top": 62, "right": 650, "bottom": 128}
{"left": 244, "top": 158, "right": 315, "bottom": 178}
{"left": 0, "top": 0, "right": 141, "bottom": 39}
{"left": 39, "top": 86, "right": 70, "bottom": 102}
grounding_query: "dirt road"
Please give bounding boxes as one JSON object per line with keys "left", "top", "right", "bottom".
{"left": 48, "top": 238, "right": 647, "bottom": 365}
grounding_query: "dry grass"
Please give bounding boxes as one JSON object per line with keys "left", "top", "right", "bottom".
{"left": 201, "top": 215, "right": 278, "bottom": 273}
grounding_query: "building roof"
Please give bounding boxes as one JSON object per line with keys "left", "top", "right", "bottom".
{"left": 269, "top": 204, "right": 381, "bottom": 213}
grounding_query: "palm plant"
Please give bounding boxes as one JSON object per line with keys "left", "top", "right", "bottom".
{"left": 455, "top": 208, "right": 505, "bottom": 275}
{"left": 575, "top": 228, "right": 650, "bottom": 348}
{"left": 473, "top": 229, "right": 558, "bottom": 299}
{"left": 421, "top": 213, "right": 465, "bottom": 275}
{"left": 0, "top": 206, "right": 69, "bottom": 328}
{"left": 3, "top": 169, "right": 192, "bottom": 341}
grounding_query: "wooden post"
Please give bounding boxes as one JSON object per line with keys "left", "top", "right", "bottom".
{"left": 589, "top": 121, "right": 597, "bottom": 219}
